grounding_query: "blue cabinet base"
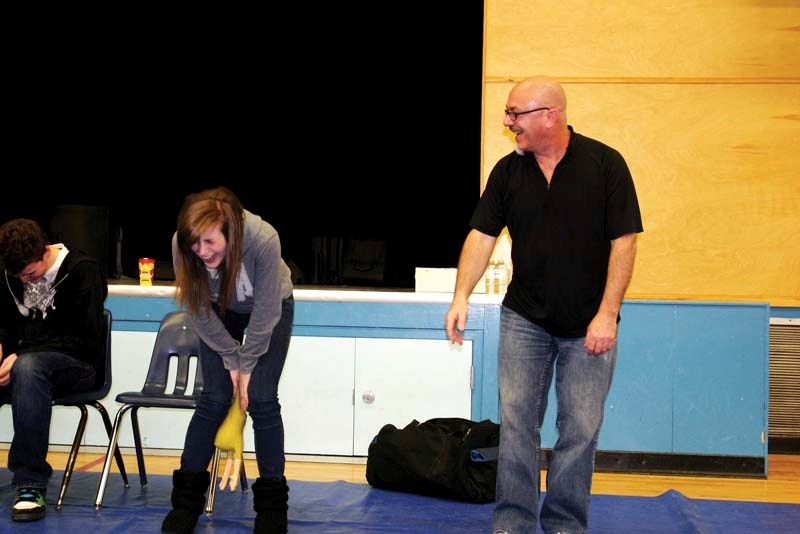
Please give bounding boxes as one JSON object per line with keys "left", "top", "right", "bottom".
{"left": 106, "top": 291, "right": 772, "bottom": 474}
{"left": 549, "top": 450, "right": 766, "bottom": 477}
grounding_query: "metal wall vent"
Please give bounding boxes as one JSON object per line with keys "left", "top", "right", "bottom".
{"left": 769, "top": 318, "right": 800, "bottom": 438}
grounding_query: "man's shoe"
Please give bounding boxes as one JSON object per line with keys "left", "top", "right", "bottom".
{"left": 12, "top": 487, "right": 46, "bottom": 522}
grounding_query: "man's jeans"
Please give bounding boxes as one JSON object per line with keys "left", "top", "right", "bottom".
{"left": 493, "top": 307, "right": 617, "bottom": 534}
{"left": 179, "top": 297, "right": 294, "bottom": 480}
{"left": 0, "top": 351, "right": 96, "bottom": 488}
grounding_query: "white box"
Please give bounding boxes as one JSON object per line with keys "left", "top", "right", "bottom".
{"left": 415, "top": 267, "right": 456, "bottom": 293}
{"left": 415, "top": 268, "right": 487, "bottom": 293}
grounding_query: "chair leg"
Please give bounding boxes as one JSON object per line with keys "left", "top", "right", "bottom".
{"left": 240, "top": 459, "right": 249, "bottom": 492}
{"left": 130, "top": 407, "right": 148, "bottom": 487}
{"left": 56, "top": 405, "right": 89, "bottom": 510}
{"left": 204, "top": 448, "right": 250, "bottom": 516}
{"left": 204, "top": 447, "right": 222, "bottom": 516}
{"left": 95, "top": 405, "right": 133, "bottom": 509}
{"left": 93, "top": 401, "right": 129, "bottom": 487}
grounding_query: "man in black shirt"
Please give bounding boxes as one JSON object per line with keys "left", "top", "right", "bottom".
{"left": 445, "top": 76, "right": 643, "bottom": 534}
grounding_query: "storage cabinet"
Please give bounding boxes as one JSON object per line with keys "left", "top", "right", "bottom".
{"left": 39, "top": 328, "right": 475, "bottom": 457}
{"left": 272, "top": 336, "right": 473, "bottom": 456}
{"left": 4, "top": 288, "right": 769, "bottom": 475}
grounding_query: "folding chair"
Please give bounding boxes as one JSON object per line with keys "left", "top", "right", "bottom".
{"left": 51, "top": 308, "right": 129, "bottom": 508}
{"left": 93, "top": 310, "right": 246, "bottom": 512}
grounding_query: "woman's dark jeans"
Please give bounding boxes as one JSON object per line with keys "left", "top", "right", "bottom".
{"left": 179, "top": 297, "right": 294, "bottom": 480}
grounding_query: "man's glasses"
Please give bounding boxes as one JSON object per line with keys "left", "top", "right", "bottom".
{"left": 504, "top": 107, "right": 550, "bottom": 121}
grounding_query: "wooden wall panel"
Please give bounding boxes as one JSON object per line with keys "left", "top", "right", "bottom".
{"left": 482, "top": 1, "right": 800, "bottom": 305}
{"left": 485, "top": 0, "right": 800, "bottom": 80}
{"left": 484, "top": 83, "right": 800, "bottom": 302}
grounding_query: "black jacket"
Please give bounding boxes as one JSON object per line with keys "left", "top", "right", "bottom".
{"left": 0, "top": 249, "right": 108, "bottom": 371}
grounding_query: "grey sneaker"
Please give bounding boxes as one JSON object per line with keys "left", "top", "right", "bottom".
{"left": 12, "top": 487, "right": 46, "bottom": 522}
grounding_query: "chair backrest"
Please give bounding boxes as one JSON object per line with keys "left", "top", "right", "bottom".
{"left": 52, "top": 308, "right": 112, "bottom": 405}
{"left": 141, "top": 310, "right": 204, "bottom": 397}
{"left": 95, "top": 308, "right": 113, "bottom": 395}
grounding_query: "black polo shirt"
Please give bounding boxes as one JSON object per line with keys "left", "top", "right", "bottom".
{"left": 470, "top": 126, "right": 643, "bottom": 337}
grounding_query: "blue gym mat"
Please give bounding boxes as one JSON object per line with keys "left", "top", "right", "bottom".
{"left": 0, "top": 469, "right": 797, "bottom": 533}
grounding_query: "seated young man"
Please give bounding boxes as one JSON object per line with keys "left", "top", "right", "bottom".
{"left": 0, "top": 218, "right": 107, "bottom": 522}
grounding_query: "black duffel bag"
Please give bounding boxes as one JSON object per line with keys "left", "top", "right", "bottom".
{"left": 366, "top": 417, "right": 500, "bottom": 503}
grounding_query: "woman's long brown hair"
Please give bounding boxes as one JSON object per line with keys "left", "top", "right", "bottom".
{"left": 174, "top": 187, "right": 245, "bottom": 317}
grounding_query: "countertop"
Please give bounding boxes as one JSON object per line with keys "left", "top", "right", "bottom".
{"left": 106, "top": 281, "right": 504, "bottom": 305}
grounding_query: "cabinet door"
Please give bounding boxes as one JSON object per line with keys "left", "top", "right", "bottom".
{"left": 276, "top": 336, "right": 356, "bottom": 455}
{"left": 353, "top": 338, "right": 472, "bottom": 456}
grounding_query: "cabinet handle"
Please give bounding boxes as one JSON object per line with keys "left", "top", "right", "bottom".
{"left": 362, "top": 390, "right": 375, "bottom": 404}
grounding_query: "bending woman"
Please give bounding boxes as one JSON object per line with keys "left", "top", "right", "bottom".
{"left": 162, "top": 186, "right": 294, "bottom": 534}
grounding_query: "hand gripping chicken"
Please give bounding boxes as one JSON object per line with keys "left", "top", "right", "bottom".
{"left": 214, "top": 392, "right": 247, "bottom": 491}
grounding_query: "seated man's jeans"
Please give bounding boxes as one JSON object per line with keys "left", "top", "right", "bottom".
{"left": 0, "top": 351, "right": 96, "bottom": 488}
{"left": 493, "top": 307, "right": 617, "bottom": 534}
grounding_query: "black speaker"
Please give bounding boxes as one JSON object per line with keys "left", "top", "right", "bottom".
{"left": 47, "top": 205, "right": 110, "bottom": 278}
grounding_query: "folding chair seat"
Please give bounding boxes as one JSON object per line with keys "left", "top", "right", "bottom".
{"left": 94, "top": 310, "right": 246, "bottom": 512}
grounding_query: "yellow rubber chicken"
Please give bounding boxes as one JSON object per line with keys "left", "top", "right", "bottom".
{"left": 214, "top": 392, "right": 247, "bottom": 491}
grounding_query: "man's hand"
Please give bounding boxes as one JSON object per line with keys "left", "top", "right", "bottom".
{"left": 0, "top": 353, "right": 18, "bottom": 387}
{"left": 445, "top": 229, "right": 496, "bottom": 346}
{"left": 445, "top": 302, "right": 469, "bottom": 345}
{"left": 584, "top": 314, "right": 617, "bottom": 356}
{"left": 585, "top": 232, "right": 637, "bottom": 356}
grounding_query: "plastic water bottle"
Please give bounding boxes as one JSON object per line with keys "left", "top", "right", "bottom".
{"left": 485, "top": 261, "right": 496, "bottom": 293}
{"left": 497, "top": 260, "right": 509, "bottom": 294}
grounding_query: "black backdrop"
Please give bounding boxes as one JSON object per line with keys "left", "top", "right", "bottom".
{"left": 2, "top": 5, "right": 484, "bottom": 288}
